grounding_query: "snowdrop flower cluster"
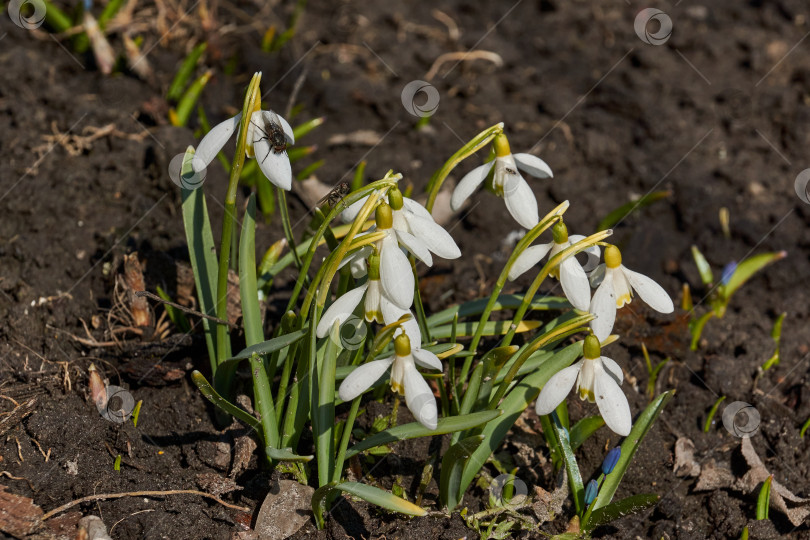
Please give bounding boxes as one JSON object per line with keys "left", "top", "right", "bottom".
{"left": 536, "top": 334, "right": 632, "bottom": 435}
{"left": 326, "top": 187, "right": 461, "bottom": 429}
{"left": 192, "top": 109, "right": 295, "bottom": 190}
{"left": 339, "top": 333, "right": 442, "bottom": 430}
{"left": 451, "top": 133, "right": 553, "bottom": 229}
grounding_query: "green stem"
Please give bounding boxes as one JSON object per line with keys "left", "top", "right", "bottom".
{"left": 333, "top": 397, "right": 362, "bottom": 483}
{"left": 278, "top": 187, "right": 303, "bottom": 271}
{"left": 425, "top": 123, "right": 504, "bottom": 213}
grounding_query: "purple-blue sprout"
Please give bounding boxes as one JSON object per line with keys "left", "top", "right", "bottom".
{"left": 602, "top": 446, "right": 621, "bottom": 475}
{"left": 584, "top": 479, "right": 599, "bottom": 505}
{"left": 720, "top": 261, "right": 737, "bottom": 286}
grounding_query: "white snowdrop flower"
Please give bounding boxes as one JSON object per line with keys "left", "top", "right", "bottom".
{"left": 374, "top": 202, "right": 416, "bottom": 310}
{"left": 589, "top": 245, "right": 674, "bottom": 342}
{"left": 507, "top": 221, "right": 601, "bottom": 311}
{"left": 192, "top": 109, "right": 295, "bottom": 190}
{"left": 536, "top": 335, "right": 631, "bottom": 436}
{"left": 339, "top": 332, "right": 441, "bottom": 429}
{"left": 316, "top": 254, "right": 422, "bottom": 346}
{"left": 342, "top": 187, "right": 461, "bottom": 266}
{"left": 450, "top": 133, "right": 553, "bottom": 229}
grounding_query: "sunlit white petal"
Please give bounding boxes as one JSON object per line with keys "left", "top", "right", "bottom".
{"left": 622, "top": 267, "right": 674, "bottom": 314}
{"left": 559, "top": 257, "right": 591, "bottom": 311}
{"left": 513, "top": 153, "right": 553, "bottom": 179}
{"left": 341, "top": 196, "right": 368, "bottom": 223}
{"left": 412, "top": 348, "right": 442, "bottom": 371}
{"left": 503, "top": 173, "right": 539, "bottom": 229}
{"left": 380, "top": 233, "right": 414, "bottom": 309}
{"left": 508, "top": 242, "right": 553, "bottom": 281}
{"left": 535, "top": 362, "right": 581, "bottom": 415}
{"left": 404, "top": 213, "right": 461, "bottom": 259}
{"left": 590, "top": 269, "right": 617, "bottom": 342}
{"left": 403, "top": 362, "right": 437, "bottom": 429}
{"left": 402, "top": 197, "right": 433, "bottom": 220}
{"left": 338, "top": 357, "right": 394, "bottom": 401}
{"left": 381, "top": 299, "right": 422, "bottom": 350}
{"left": 316, "top": 284, "right": 367, "bottom": 338}
{"left": 254, "top": 138, "right": 292, "bottom": 190}
{"left": 194, "top": 113, "right": 241, "bottom": 171}
{"left": 451, "top": 162, "right": 494, "bottom": 210}
{"left": 396, "top": 229, "right": 433, "bottom": 266}
{"left": 593, "top": 362, "right": 632, "bottom": 436}
{"left": 600, "top": 356, "right": 623, "bottom": 385}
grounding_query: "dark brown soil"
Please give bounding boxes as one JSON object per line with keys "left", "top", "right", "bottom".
{"left": 1, "top": 0, "right": 810, "bottom": 539}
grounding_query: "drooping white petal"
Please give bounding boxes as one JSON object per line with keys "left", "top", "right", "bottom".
{"left": 341, "top": 196, "right": 369, "bottom": 223}
{"left": 404, "top": 213, "right": 461, "bottom": 260}
{"left": 412, "top": 348, "right": 442, "bottom": 371}
{"left": 316, "top": 284, "right": 368, "bottom": 338}
{"left": 402, "top": 197, "right": 433, "bottom": 220}
{"left": 600, "top": 356, "right": 624, "bottom": 385}
{"left": 338, "top": 357, "right": 394, "bottom": 402}
{"left": 503, "top": 174, "right": 539, "bottom": 229}
{"left": 451, "top": 162, "right": 494, "bottom": 210}
{"left": 535, "top": 362, "right": 582, "bottom": 415}
{"left": 508, "top": 242, "right": 553, "bottom": 281}
{"left": 568, "top": 234, "right": 602, "bottom": 273}
{"left": 622, "top": 267, "right": 674, "bottom": 314}
{"left": 380, "top": 232, "right": 414, "bottom": 309}
{"left": 254, "top": 138, "right": 292, "bottom": 190}
{"left": 364, "top": 280, "right": 383, "bottom": 323}
{"left": 590, "top": 269, "right": 617, "bottom": 342}
{"left": 381, "top": 297, "right": 422, "bottom": 349}
{"left": 559, "top": 257, "right": 591, "bottom": 311}
{"left": 513, "top": 153, "right": 553, "bottom": 179}
{"left": 402, "top": 362, "right": 438, "bottom": 430}
{"left": 396, "top": 229, "right": 433, "bottom": 267}
{"left": 337, "top": 244, "right": 372, "bottom": 279}
{"left": 593, "top": 362, "right": 632, "bottom": 436}
{"left": 193, "top": 113, "right": 241, "bottom": 171}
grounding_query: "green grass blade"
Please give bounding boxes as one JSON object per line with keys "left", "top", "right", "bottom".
{"left": 156, "top": 285, "right": 191, "bottom": 332}
{"left": 587, "top": 391, "right": 674, "bottom": 519}
{"left": 587, "top": 493, "right": 660, "bottom": 529}
{"left": 344, "top": 410, "right": 502, "bottom": 459}
{"left": 690, "top": 245, "right": 714, "bottom": 286}
{"left": 756, "top": 475, "right": 772, "bottom": 520}
{"left": 457, "top": 341, "right": 583, "bottom": 497}
{"left": 550, "top": 412, "right": 584, "bottom": 515}
{"left": 312, "top": 481, "right": 426, "bottom": 529}
{"left": 597, "top": 191, "right": 670, "bottom": 231}
{"left": 570, "top": 416, "right": 605, "bottom": 450}
{"left": 168, "top": 42, "right": 208, "bottom": 102}
{"left": 240, "top": 195, "right": 279, "bottom": 450}
{"left": 440, "top": 435, "right": 484, "bottom": 510}
{"left": 426, "top": 295, "right": 569, "bottom": 327}
{"left": 191, "top": 370, "right": 263, "bottom": 445}
{"left": 180, "top": 148, "right": 223, "bottom": 372}
{"left": 724, "top": 251, "right": 787, "bottom": 299}
{"left": 227, "top": 327, "right": 309, "bottom": 360}
{"left": 173, "top": 70, "right": 212, "bottom": 127}
{"left": 266, "top": 447, "right": 313, "bottom": 462}
{"left": 430, "top": 320, "right": 541, "bottom": 339}
{"left": 316, "top": 322, "right": 340, "bottom": 486}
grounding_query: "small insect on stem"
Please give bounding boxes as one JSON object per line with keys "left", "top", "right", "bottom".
{"left": 316, "top": 182, "right": 351, "bottom": 210}
{"left": 251, "top": 117, "right": 288, "bottom": 163}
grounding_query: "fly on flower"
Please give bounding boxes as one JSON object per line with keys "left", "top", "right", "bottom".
{"left": 191, "top": 108, "right": 295, "bottom": 190}
{"left": 451, "top": 133, "right": 553, "bottom": 229}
